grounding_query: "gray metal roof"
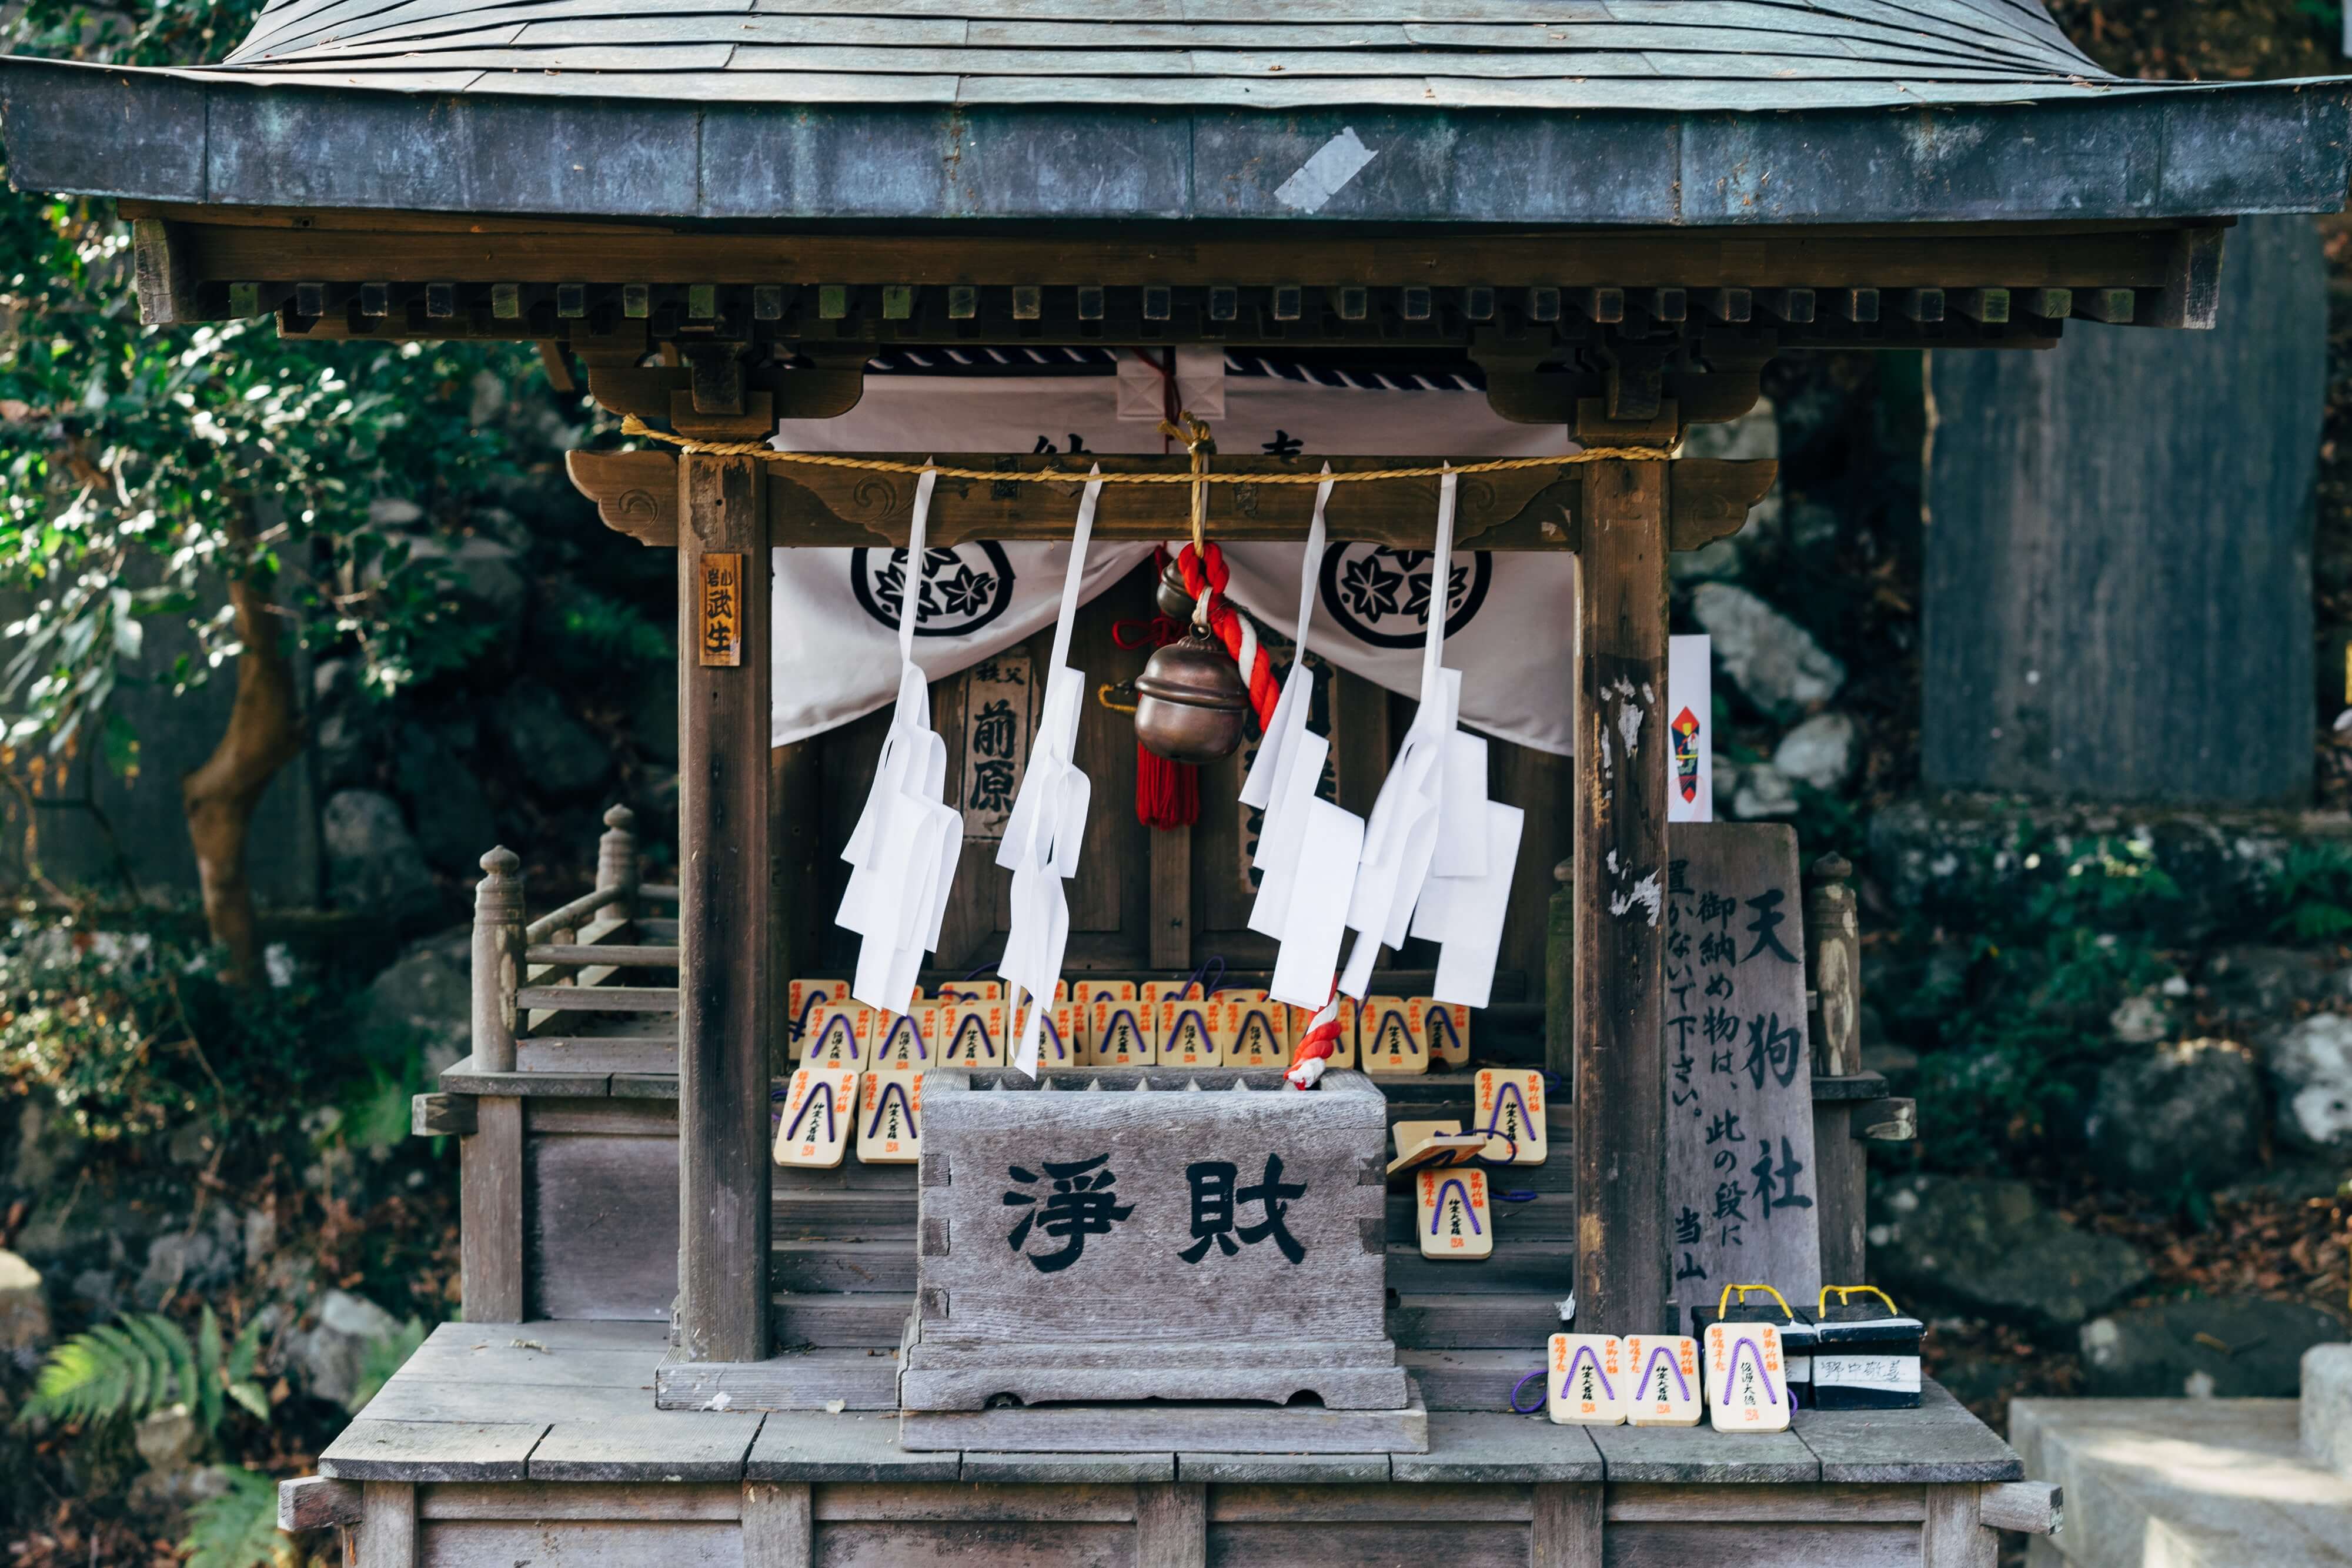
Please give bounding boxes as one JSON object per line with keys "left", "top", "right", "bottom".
{"left": 3, "top": 1, "right": 2348, "bottom": 225}
{"left": 202, "top": 0, "right": 2124, "bottom": 111}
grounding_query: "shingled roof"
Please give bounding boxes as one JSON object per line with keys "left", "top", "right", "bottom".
{"left": 201, "top": 0, "right": 2123, "bottom": 112}
{"left": 3, "top": 1, "right": 2347, "bottom": 225}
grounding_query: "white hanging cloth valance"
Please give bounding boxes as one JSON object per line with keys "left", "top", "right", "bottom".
{"left": 769, "top": 353, "right": 1580, "bottom": 756}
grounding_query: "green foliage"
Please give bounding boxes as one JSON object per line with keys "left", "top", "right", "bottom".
{"left": 1877, "top": 827, "right": 2183, "bottom": 1172}
{"left": 2260, "top": 842, "right": 2352, "bottom": 943}
{"left": 18, "top": 1305, "right": 269, "bottom": 1437}
{"left": 0, "top": 0, "right": 562, "bottom": 796}
{"left": 546, "top": 585, "right": 674, "bottom": 668}
{"left": 350, "top": 1316, "right": 430, "bottom": 1414}
{"left": 181, "top": 1466, "right": 292, "bottom": 1568}
{"left": 0, "top": 918, "right": 325, "bottom": 1142}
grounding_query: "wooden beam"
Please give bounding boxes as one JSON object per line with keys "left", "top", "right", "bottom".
{"left": 1572, "top": 457, "right": 1672, "bottom": 1339}
{"left": 131, "top": 219, "right": 200, "bottom": 326}
{"left": 2147, "top": 223, "right": 2226, "bottom": 329}
{"left": 676, "top": 452, "right": 774, "bottom": 1365}
{"left": 156, "top": 209, "right": 2209, "bottom": 292}
{"left": 564, "top": 449, "right": 1778, "bottom": 556}
{"left": 278, "top": 1476, "right": 365, "bottom": 1532}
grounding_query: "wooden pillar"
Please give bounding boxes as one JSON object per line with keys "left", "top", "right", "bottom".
{"left": 459, "top": 1095, "right": 523, "bottom": 1322}
{"left": 676, "top": 452, "right": 774, "bottom": 1364}
{"left": 1531, "top": 1482, "right": 1602, "bottom": 1568}
{"left": 1572, "top": 458, "right": 1673, "bottom": 1338}
{"left": 741, "top": 1480, "right": 813, "bottom": 1568}
{"left": 356, "top": 1481, "right": 416, "bottom": 1568}
{"left": 1134, "top": 1481, "right": 1207, "bottom": 1568}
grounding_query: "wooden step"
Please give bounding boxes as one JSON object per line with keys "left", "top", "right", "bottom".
{"left": 516, "top": 984, "right": 680, "bottom": 1012}
{"left": 771, "top": 1235, "right": 918, "bottom": 1293}
{"left": 654, "top": 1346, "right": 900, "bottom": 1412}
{"left": 773, "top": 1188, "right": 919, "bottom": 1235}
{"left": 1386, "top": 1293, "right": 1566, "bottom": 1350}
{"left": 1401, "top": 1349, "right": 1543, "bottom": 1413}
{"left": 1384, "top": 1241, "right": 1574, "bottom": 1294}
{"left": 773, "top": 1293, "right": 912, "bottom": 1349}
{"left": 526, "top": 943, "right": 680, "bottom": 967}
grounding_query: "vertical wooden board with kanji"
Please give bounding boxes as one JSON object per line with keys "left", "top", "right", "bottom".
{"left": 1661, "top": 823, "right": 1821, "bottom": 1320}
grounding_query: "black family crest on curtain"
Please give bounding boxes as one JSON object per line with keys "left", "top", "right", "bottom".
{"left": 1319, "top": 545, "right": 1493, "bottom": 650}
{"left": 851, "top": 543, "right": 1019, "bottom": 637}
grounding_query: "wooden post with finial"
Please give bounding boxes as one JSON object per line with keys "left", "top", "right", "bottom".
{"left": 463, "top": 845, "right": 527, "bottom": 1322}
{"left": 597, "top": 804, "right": 641, "bottom": 928}
{"left": 472, "top": 847, "right": 524, "bottom": 1074}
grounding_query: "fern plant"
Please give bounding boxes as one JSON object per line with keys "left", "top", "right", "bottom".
{"left": 16, "top": 1305, "right": 269, "bottom": 1436}
{"left": 182, "top": 1467, "right": 294, "bottom": 1568}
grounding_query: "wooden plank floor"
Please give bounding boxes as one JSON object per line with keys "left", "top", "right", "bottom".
{"left": 323, "top": 1320, "right": 2020, "bottom": 1486}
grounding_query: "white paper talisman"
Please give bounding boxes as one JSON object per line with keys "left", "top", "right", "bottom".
{"left": 837, "top": 469, "right": 961, "bottom": 1015}
{"left": 1624, "top": 1336, "right": 1704, "bottom": 1427}
{"left": 774, "top": 1067, "right": 858, "bottom": 1169}
{"left": 1415, "top": 1165, "right": 1492, "bottom": 1259}
{"left": 787, "top": 978, "right": 850, "bottom": 1060}
{"left": 1473, "top": 1068, "right": 1548, "bottom": 1165}
{"left": 991, "top": 472, "right": 1103, "bottom": 1078}
{"left": 856, "top": 1071, "right": 923, "bottom": 1164}
{"left": 1705, "top": 1322, "right": 1793, "bottom": 1432}
{"left": 1548, "top": 1335, "right": 1628, "bottom": 1426}
{"left": 802, "top": 999, "right": 873, "bottom": 1070}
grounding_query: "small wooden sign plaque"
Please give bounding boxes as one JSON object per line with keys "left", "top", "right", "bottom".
{"left": 697, "top": 551, "right": 745, "bottom": 667}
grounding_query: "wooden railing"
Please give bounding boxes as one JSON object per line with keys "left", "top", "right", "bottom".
{"left": 470, "top": 805, "right": 680, "bottom": 1072}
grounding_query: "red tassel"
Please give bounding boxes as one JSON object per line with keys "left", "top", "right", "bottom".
{"left": 1135, "top": 742, "right": 1199, "bottom": 830}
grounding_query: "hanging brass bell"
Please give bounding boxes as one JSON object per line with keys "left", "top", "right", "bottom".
{"left": 1155, "top": 556, "right": 1196, "bottom": 620}
{"left": 1134, "top": 626, "right": 1250, "bottom": 763}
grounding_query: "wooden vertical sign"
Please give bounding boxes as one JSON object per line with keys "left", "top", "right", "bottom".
{"left": 1662, "top": 823, "right": 1822, "bottom": 1319}
{"left": 958, "top": 651, "right": 1034, "bottom": 842}
{"left": 697, "top": 551, "right": 745, "bottom": 667}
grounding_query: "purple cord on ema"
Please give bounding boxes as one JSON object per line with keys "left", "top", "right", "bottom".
{"left": 1636, "top": 1343, "right": 1694, "bottom": 1403}
{"left": 1425, "top": 1176, "right": 1486, "bottom": 1236}
{"left": 1561, "top": 1342, "right": 1618, "bottom": 1403}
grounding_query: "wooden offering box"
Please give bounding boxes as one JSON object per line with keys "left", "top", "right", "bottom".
{"left": 899, "top": 1067, "right": 1421, "bottom": 1450}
